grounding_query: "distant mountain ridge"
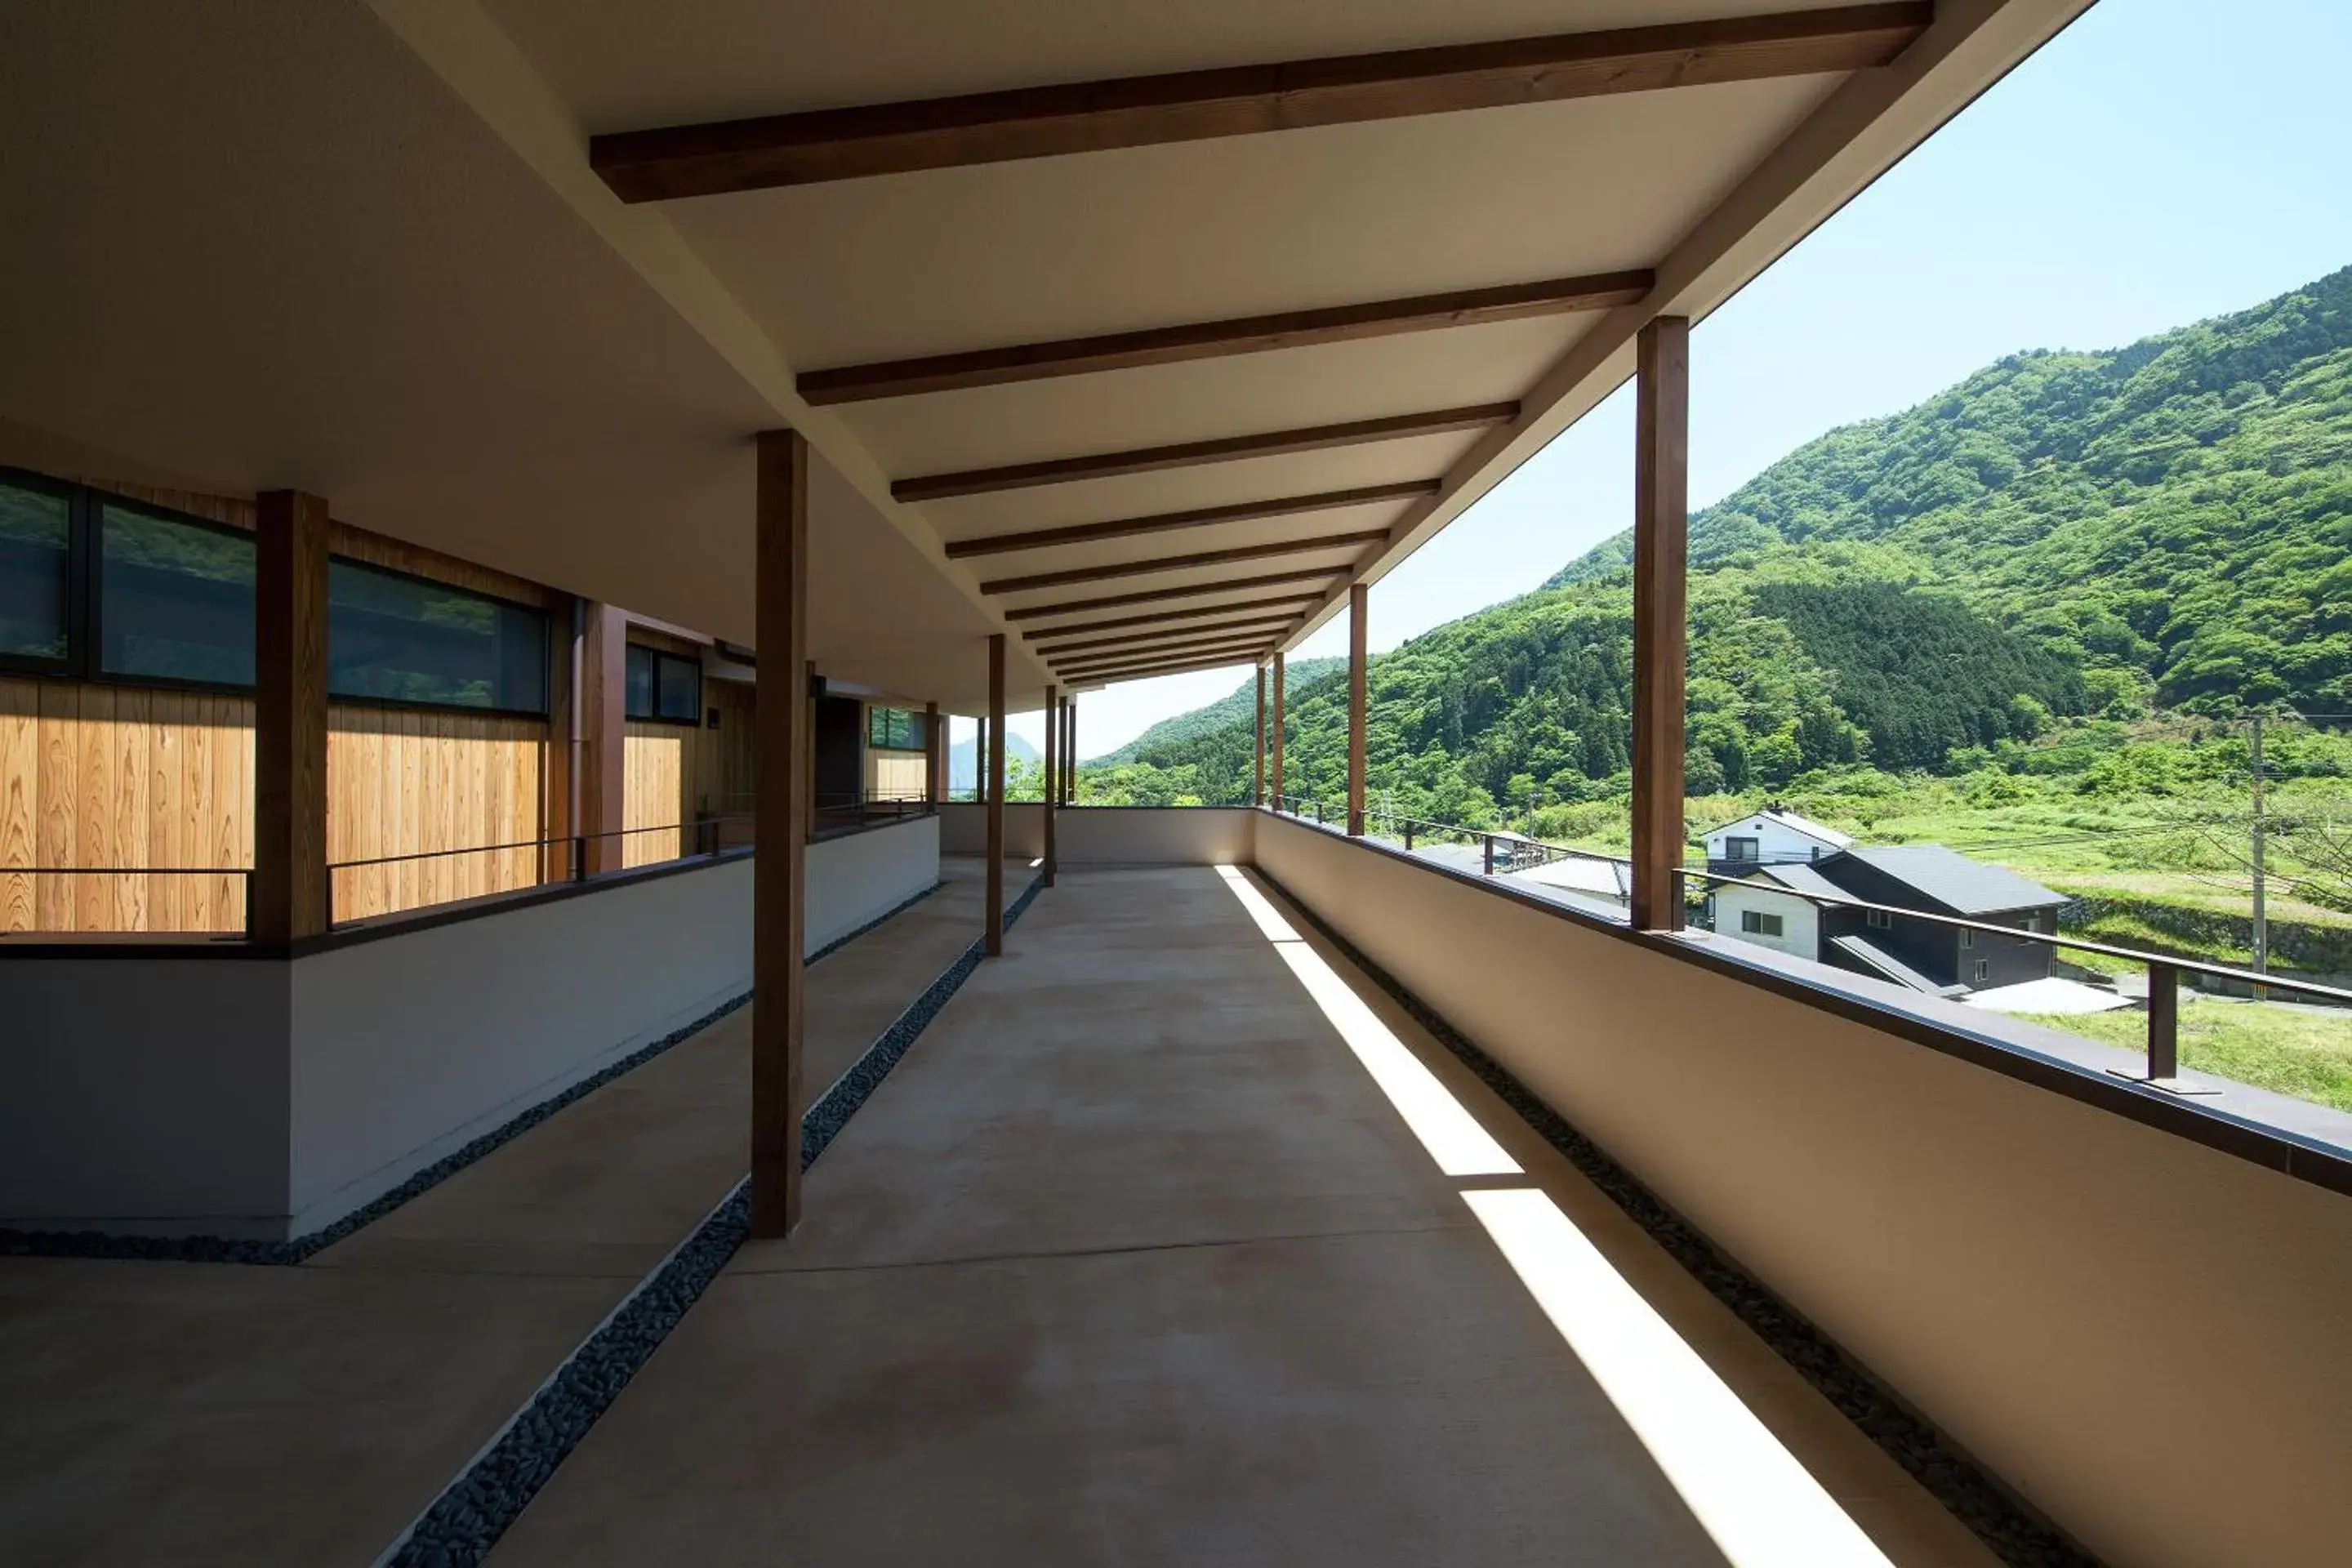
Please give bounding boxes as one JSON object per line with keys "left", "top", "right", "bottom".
{"left": 1074, "top": 265, "right": 2352, "bottom": 818}
{"left": 947, "top": 732, "right": 1040, "bottom": 791}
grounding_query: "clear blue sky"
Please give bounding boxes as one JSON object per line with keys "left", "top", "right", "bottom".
{"left": 1022, "top": 0, "right": 2352, "bottom": 760}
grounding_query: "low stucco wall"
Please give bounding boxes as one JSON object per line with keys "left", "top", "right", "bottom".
{"left": 3, "top": 817, "right": 941, "bottom": 1239}
{"left": 1254, "top": 811, "right": 2352, "bottom": 1568}
{"left": 1059, "top": 806, "right": 1255, "bottom": 866}
{"left": 938, "top": 800, "right": 1044, "bottom": 859}
{"left": 807, "top": 813, "right": 940, "bottom": 952}
{"left": 0, "top": 960, "right": 293, "bottom": 1236}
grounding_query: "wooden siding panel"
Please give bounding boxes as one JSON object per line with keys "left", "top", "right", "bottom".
{"left": 0, "top": 679, "right": 35, "bottom": 932}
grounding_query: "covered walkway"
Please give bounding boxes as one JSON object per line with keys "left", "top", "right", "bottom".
{"left": 490, "top": 867, "right": 1993, "bottom": 1567}
{"left": 0, "top": 858, "right": 1027, "bottom": 1567}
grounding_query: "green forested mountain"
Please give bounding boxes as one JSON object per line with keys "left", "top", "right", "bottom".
{"left": 1082, "top": 265, "right": 2352, "bottom": 826}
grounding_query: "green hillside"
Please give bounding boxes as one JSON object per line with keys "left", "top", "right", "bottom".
{"left": 1073, "top": 265, "right": 2352, "bottom": 922}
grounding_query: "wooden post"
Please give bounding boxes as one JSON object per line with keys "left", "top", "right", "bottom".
{"left": 1063, "top": 697, "right": 1076, "bottom": 804}
{"left": 253, "top": 489, "right": 328, "bottom": 946}
{"left": 751, "top": 429, "right": 809, "bottom": 1240}
{"left": 985, "top": 635, "right": 1005, "bottom": 955}
{"left": 580, "top": 604, "right": 627, "bottom": 874}
{"left": 1630, "top": 316, "right": 1690, "bottom": 933}
{"left": 1346, "top": 582, "right": 1367, "bottom": 836}
{"left": 1042, "top": 684, "right": 1058, "bottom": 887}
{"left": 924, "top": 700, "right": 941, "bottom": 805}
{"left": 975, "top": 715, "right": 988, "bottom": 804}
{"left": 1254, "top": 663, "right": 1267, "bottom": 805}
{"left": 804, "top": 660, "right": 818, "bottom": 835}
{"left": 1271, "top": 653, "right": 1285, "bottom": 808}
{"left": 542, "top": 599, "right": 581, "bottom": 883}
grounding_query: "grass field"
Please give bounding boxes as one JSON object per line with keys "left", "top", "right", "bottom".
{"left": 2019, "top": 1000, "right": 2352, "bottom": 1112}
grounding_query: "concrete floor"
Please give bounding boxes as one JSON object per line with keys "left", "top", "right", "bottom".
{"left": 488, "top": 866, "right": 2000, "bottom": 1568}
{"left": 0, "top": 858, "right": 1027, "bottom": 1567}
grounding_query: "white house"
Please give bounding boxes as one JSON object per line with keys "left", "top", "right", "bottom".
{"left": 1711, "top": 863, "right": 1837, "bottom": 961}
{"left": 1704, "top": 804, "right": 1852, "bottom": 872}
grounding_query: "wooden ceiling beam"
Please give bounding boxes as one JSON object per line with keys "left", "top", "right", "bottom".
{"left": 591, "top": 6, "right": 1933, "bottom": 201}
{"left": 1048, "top": 630, "right": 1295, "bottom": 669}
{"left": 1009, "top": 593, "right": 1326, "bottom": 639}
{"left": 1034, "top": 616, "right": 1298, "bottom": 657}
{"left": 979, "top": 531, "right": 1385, "bottom": 595}
{"left": 1003, "top": 568, "right": 1344, "bottom": 620}
{"left": 800, "top": 272, "right": 1648, "bottom": 404}
{"left": 1058, "top": 643, "right": 1277, "bottom": 679}
{"left": 893, "top": 404, "right": 1516, "bottom": 501}
{"left": 942, "top": 481, "right": 1434, "bottom": 559}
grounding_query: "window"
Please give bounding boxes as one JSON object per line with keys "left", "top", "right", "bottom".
{"left": 100, "top": 501, "right": 256, "bottom": 685}
{"left": 1865, "top": 908, "right": 1893, "bottom": 930}
{"left": 1740, "top": 909, "right": 1784, "bottom": 938}
{"left": 626, "top": 644, "right": 702, "bottom": 723}
{"left": 327, "top": 559, "right": 546, "bottom": 712}
{"left": 1958, "top": 928, "right": 1974, "bottom": 949}
{"left": 1724, "top": 835, "right": 1759, "bottom": 862}
{"left": 0, "top": 477, "right": 70, "bottom": 665}
{"left": 1973, "top": 959, "right": 1990, "bottom": 984}
{"left": 866, "top": 705, "right": 926, "bottom": 752}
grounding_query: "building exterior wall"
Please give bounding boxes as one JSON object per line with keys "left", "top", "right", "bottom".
{"left": 1704, "top": 812, "right": 1837, "bottom": 866}
{"left": 1252, "top": 811, "right": 2352, "bottom": 1568}
{"left": 1712, "top": 882, "right": 1820, "bottom": 960}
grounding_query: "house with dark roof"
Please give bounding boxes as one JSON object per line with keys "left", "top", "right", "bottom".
{"left": 1718, "top": 844, "right": 2070, "bottom": 997}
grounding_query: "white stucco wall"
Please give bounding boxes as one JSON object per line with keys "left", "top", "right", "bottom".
{"left": 4, "top": 815, "right": 941, "bottom": 1240}
{"left": 1253, "top": 813, "right": 2352, "bottom": 1568}
{"left": 1706, "top": 813, "right": 1838, "bottom": 865}
{"left": 1713, "top": 882, "right": 1820, "bottom": 960}
{"left": 0, "top": 960, "right": 293, "bottom": 1237}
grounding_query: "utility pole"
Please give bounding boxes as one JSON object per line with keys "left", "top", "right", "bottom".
{"left": 2250, "top": 711, "right": 2268, "bottom": 991}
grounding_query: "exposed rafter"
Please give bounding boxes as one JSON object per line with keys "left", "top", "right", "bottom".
{"left": 1033, "top": 616, "right": 1299, "bottom": 657}
{"left": 1049, "top": 629, "right": 1294, "bottom": 667}
{"left": 800, "top": 273, "right": 1649, "bottom": 404}
{"left": 979, "top": 532, "right": 1384, "bottom": 595}
{"left": 1002, "top": 568, "right": 1345, "bottom": 620}
{"left": 942, "top": 481, "right": 1435, "bottom": 559}
{"left": 1067, "top": 653, "right": 1276, "bottom": 688}
{"left": 892, "top": 404, "right": 1516, "bottom": 502}
{"left": 1012, "top": 593, "right": 1327, "bottom": 639}
{"left": 1058, "top": 643, "right": 1277, "bottom": 679}
{"left": 590, "top": 5, "right": 1934, "bottom": 201}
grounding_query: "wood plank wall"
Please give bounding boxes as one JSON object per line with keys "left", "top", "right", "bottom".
{"left": 326, "top": 707, "right": 546, "bottom": 923}
{"left": 0, "top": 474, "right": 567, "bottom": 934}
{"left": 0, "top": 678, "right": 254, "bottom": 934}
{"left": 621, "top": 674, "right": 755, "bottom": 866}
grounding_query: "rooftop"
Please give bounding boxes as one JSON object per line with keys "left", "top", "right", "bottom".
{"left": 1835, "top": 843, "right": 2069, "bottom": 915}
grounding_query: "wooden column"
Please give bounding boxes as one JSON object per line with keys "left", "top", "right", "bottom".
{"left": 1271, "top": 653, "right": 1285, "bottom": 807}
{"left": 1253, "top": 663, "right": 1267, "bottom": 805}
{"left": 579, "top": 604, "right": 628, "bottom": 874}
{"left": 985, "top": 635, "right": 1005, "bottom": 956}
{"left": 252, "top": 489, "right": 329, "bottom": 947}
{"left": 1630, "top": 316, "right": 1690, "bottom": 933}
{"left": 1062, "top": 697, "right": 1076, "bottom": 804}
{"left": 975, "top": 715, "right": 988, "bottom": 804}
{"left": 1346, "top": 582, "right": 1368, "bottom": 835}
{"left": 924, "top": 700, "right": 941, "bottom": 805}
{"left": 751, "top": 429, "right": 810, "bottom": 1240}
{"left": 542, "top": 599, "right": 581, "bottom": 883}
{"left": 804, "top": 660, "right": 818, "bottom": 836}
{"left": 1041, "top": 684, "right": 1058, "bottom": 887}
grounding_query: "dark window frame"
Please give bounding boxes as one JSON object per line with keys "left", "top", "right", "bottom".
{"left": 626, "top": 643, "right": 703, "bottom": 726}
{"left": 0, "top": 466, "right": 83, "bottom": 679}
{"left": 866, "top": 704, "right": 927, "bottom": 754}
{"left": 1740, "top": 908, "right": 1785, "bottom": 938}
{"left": 0, "top": 467, "right": 557, "bottom": 717}
{"left": 326, "top": 554, "right": 550, "bottom": 719}
{"left": 1723, "top": 835, "right": 1759, "bottom": 862}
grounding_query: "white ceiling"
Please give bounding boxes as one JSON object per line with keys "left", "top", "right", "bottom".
{"left": 0, "top": 0, "right": 2094, "bottom": 706}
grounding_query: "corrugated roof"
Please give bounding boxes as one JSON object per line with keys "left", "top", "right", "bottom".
{"left": 1834, "top": 844, "right": 2067, "bottom": 915}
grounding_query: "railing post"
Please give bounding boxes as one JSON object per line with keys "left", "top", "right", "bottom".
{"left": 573, "top": 835, "right": 587, "bottom": 882}
{"left": 2147, "top": 960, "right": 2178, "bottom": 1080}
{"left": 1405, "top": 822, "right": 1414, "bottom": 851}
{"left": 1482, "top": 834, "right": 1494, "bottom": 876}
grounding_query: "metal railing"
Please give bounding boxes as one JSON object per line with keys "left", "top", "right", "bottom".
{"left": 1675, "top": 866, "right": 2352, "bottom": 1092}
{"left": 1268, "top": 794, "right": 1631, "bottom": 882}
{"left": 326, "top": 816, "right": 751, "bottom": 927}
{"left": 0, "top": 867, "right": 255, "bottom": 938}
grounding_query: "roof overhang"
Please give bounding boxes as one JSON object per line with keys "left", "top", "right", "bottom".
{"left": 0, "top": 0, "right": 2094, "bottom": 705}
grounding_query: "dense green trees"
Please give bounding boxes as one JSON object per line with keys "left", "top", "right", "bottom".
{"left": 1078, "top": 265, "right": 2352, "bottom": 822}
